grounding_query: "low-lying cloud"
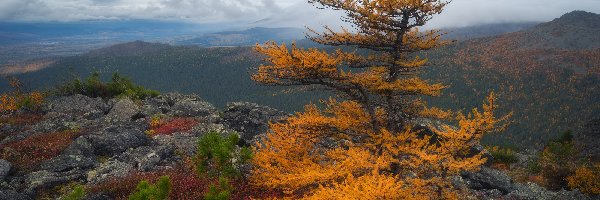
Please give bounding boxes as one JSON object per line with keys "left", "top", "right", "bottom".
{"left": 1, "top": 0, "right": 599, "bottom": 28}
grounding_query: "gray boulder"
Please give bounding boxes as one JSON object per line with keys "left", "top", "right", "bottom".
{"left": 43, "top": 94, "right": 109, "bottom": 120}
{"left": 461, "top": 166, "right": 517, "bottom": 194}
{"left": 63, "top": 137, "right": 95, "bottom": 156}
{"left": 105, "top": 98, "right": 142, "bottom": 122}
{"left": 553, "top": 189, "right": 592, "bottom": 200}
{"left": 154, "top": 123, "right": 231, "bottom": 156}
{"left": 507, "top": 182, "right": 591, "bottom": 200}
{"left": 169, "top": 95, "right": 217, "bottom": 119}
{"left": 0, "top": 160, "right": 11, "bottom": 181}
{"left": 154, "top": 134, "right": 199, "bottom": 157}
{"left": 190, "top": 123, "right": 228, "bottom": 136}
{"left": 25, "top": 169, "right": 85, "bottom": 193}
{"left": 39, "top": 154, "right": 97, "bottom": 172}
{"left": 507, "top": 182, "right": 557, "bottom": 200}
{"left": 220, "top": 102, "right": 289, "bottom": 144}
{"left": 141, "top": 96, "right": 171, "bottom": 117}
{"left": 86, "top": 160, "right": 134, "bottom": 184}
{"left": 0, "top": 190, "right": 31, "bottom": 200}
{"left": 27, "top": 112, "right": 99, "bottom": 134}
{"left": 86, "top": 126, "right": 151, "bottom": 157}
{"left": 459, "top": 167, "right": 592, "bottom": 200}
{"left": 116, "top": 145, "right": 175, "bottom": 171}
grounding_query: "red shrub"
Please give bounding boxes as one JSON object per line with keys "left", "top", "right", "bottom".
{"left": 0, "top": 113, "right": 44, "bottom": 126}
{"left": 88, "top": 168, "right": 209, "bottom": 200}
{"left": 169, "top": 173, "right": 211, "bottom": 200}
{"left": 87, "top": 171, "right": 163, "bottom": 199}
{"left": 0, "top": 114, "right": 44, "bottom": 142}
{"left": 150, "top": 118, "right": 198, "bottom": 136}
{"left": 0, "top": 130, "right": 83, "bottom": 171}
{"left": 87, "top": 167, "right": 283, "bottom": 200}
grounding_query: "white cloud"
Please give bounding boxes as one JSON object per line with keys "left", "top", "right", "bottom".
{"left": 0, "top": 0, "right": 285, "bottom": 23}
{"left": 427, "top": 0, "right": 600, "bottom": 28}
{"left": 1, "top": 0, "right": 599, "bottom": 28}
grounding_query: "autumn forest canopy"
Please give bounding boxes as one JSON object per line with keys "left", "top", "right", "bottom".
{"left": 0, "top": 0, "right": 599, "bottom": 199}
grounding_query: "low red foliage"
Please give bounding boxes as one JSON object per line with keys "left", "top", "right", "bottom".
{"left": 0, "top": 114, "right": 45, "bottom": 141}
{"left": 88, "top": 168, "right": 208, "bottom": 200}
{"left": 0, "top": 130, "right": 83, "bottom": 171}
{"left": 0, "top": 113, "right": 44, "bottom": 126}
{"left": 88, "top": 167, "right": 283, "bottom": 200}
{"left": 151, "top": 118, "right": 198, "bottom": 135}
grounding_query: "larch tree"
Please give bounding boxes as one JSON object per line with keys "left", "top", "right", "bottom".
{"left": 250, "top": 0, "right": 510, "bottom": 199}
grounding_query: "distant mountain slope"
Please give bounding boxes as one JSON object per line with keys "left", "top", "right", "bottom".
{"left": 426, "top": 10, "right": 600, "bottom": 147}
{"left": 1, "top": 42, "right": 325, "bottom": 111}
{"left": 177, "top": 27, "right": 305, "bottom": 47}
{"left": 86, "top": 41, "right": 173, "bottom": 57}
{"left": 442, "top": 22, "right": 538, "bottom": 41}
{"left": 462, "top": 11, "right": 600, "bottom": 51}
{"left": 176, "top": 22, "right": 540, "bottom": 47}
{"left": 528, "top": 10, "right": 600, "bottom": 49}
{"left": 435, "top": 11, "right": 600, "bottom": 76}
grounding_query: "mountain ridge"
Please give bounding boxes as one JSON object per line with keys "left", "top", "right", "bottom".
{"left": 545, "top": 10, "right": 600, "bottom": 28}
{"left": 465, "top": 10, "right": 600, "bottom": 50}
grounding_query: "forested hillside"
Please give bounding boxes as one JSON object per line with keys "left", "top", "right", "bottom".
{"left": 1, "top": 43, "right": 326, "bottom": 111}
{"left": 426, "top": 11, "right": 600, "bottom": 147}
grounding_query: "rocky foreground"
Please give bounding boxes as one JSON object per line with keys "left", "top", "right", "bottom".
{"left": 0, "top": 93, "right": 592, "bottom": 199}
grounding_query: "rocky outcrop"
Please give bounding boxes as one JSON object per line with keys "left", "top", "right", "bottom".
{"left": 461, "top": 167, "right": 517, "bottom": 194}
{"left": 43, "top": 94, "right": 110, "bottom": 120}
{"left": 85, "top": 126, "right": 152, "bottom": 157}
{"left": 0, "top": 160, "right": 10, "bottom": 182}
{"left": 105, "top": 98, "right": 141, "bottom": 122}
{"left": 63, "top": 137, "right": 95, "bottom": 156}
{"left": 220, "top": 102, "right": 289, "bottom": 145}
{"left": 84, "top": 145, "right": 176, "bottom": 184}
{"left": 24, "top": 169, "right": 86, "bottom": 194}
{"left": 154, "top": 123, "right": 230, "bottom": 157}
{"left": 0, "top": 189, "right": 31, "bottom": 200}
{"left": 115, "top": 145, "right": 175, "bottom": 171}
{"left": 0, "top": 93, "right": 272, "bottom": 199}
{"left": 86, "top": 160, "right": 134, "bottom": 184}
{"left": 506, "top": 182, "right": 590, "bottom": 200}
{"left": 458, "top": 167, "right": 591, "bottom": 200}
{"left": 170, "top": 96, "right": 216, "bottom": 118}
{"left": 1, "top": 93, "right": 592, "bottom": 199}
{"left": 140, "top": 93, "right": 218, "bottom": 122}
{"left": 39, "top": 154, "right": 97, "bottom": 173}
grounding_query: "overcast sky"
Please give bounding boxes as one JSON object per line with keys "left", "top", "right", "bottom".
{"left": 1, "top": 0, "right": 599, "bottom": 28}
